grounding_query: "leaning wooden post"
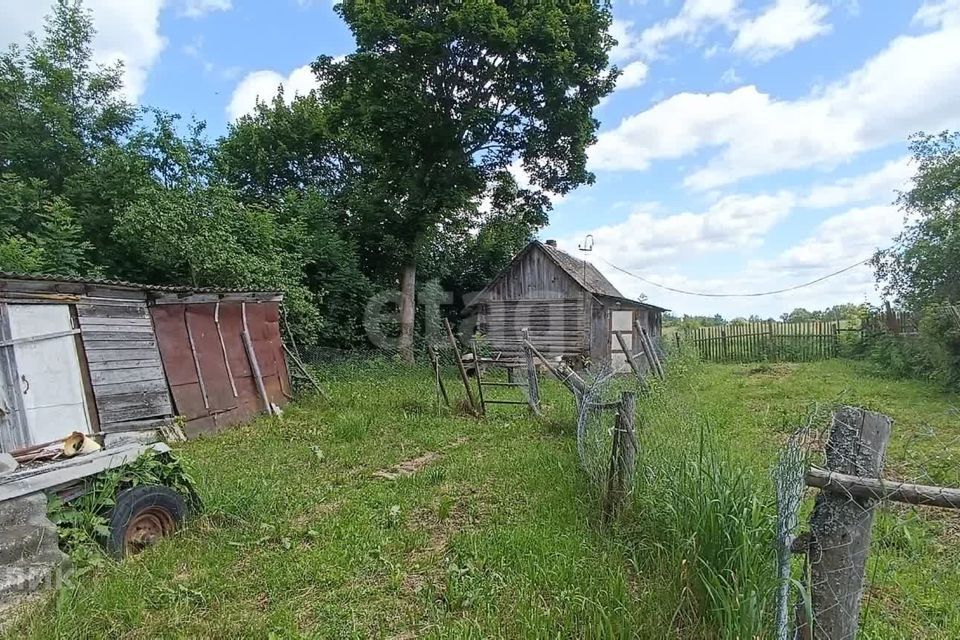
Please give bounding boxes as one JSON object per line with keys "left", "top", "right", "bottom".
{"left": 241, "top": 303, "right": 273, "bottom": 416}
{"left": 602, "top": 391, "right": 638, "bottom": 523}
{"left": 521, "top": 329, "right": 541, "bottom": 416}
{"left": 444, "top": 318, "right": 478, "bottom": 415}
{"left": 427, "top": 345, "right": 449, "bottom": 408}
{"left": 614, "top": 330, "right": 640, "bottom": 377}
{"left": 797, "top": 407, "right": 892, "bottom": 640}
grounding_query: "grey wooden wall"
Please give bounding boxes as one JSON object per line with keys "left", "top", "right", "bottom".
{"left": 77, "top": 300, "right": 174, "bottom": 432}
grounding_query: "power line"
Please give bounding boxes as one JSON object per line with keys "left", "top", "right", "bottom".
{"left": 601, "top": 256, "right": 876, "bottom": 298}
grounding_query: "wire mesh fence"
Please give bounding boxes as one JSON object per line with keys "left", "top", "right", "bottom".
{"left": 774, "top": 405, "right": 960, "bottom": 640}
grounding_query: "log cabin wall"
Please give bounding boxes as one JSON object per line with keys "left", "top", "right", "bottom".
{"left": 476, "top": 246, "right": 589, "bottom": 360}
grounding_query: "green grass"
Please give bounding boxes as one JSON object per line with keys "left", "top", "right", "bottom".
{"left": 4, "top": 358, "right": 960, "bottom": 638}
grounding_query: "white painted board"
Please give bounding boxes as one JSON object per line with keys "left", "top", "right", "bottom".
{"left": 6, "top": 304, "right": 90, "bottom": 444}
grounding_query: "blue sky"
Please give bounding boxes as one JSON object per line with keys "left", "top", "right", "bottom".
{"left": 4, "top": 0, "right": 960, "bottom": 319}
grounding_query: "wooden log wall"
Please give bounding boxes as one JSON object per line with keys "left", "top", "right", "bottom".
{"left": 478, "top": 298, "right": 585, "bottom": 358}
{"left": 77, "top": 300, "right": 174, "bottom": 432}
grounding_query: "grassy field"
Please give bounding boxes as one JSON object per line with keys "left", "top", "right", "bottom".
{"left": 4, "top": 358, "right": 960, "bottom": 638}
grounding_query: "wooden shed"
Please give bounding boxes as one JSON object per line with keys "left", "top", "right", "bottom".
{"left": 466, "top": 240, "right": 666, "bottom": 370}
{"left": 0, "top": 274, "right": 290, "bottom": 451}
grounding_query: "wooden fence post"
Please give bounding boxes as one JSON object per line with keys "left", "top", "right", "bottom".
{"left": 444, "top": 318, "right": 479, "bottom": 415}
{"left": 522, "top": 328, "right": 541, "bottom": 416}
{"left": 602, "top": 391, "right": 638, "bottom": 523}
{"left": 797, "top": 407, "right": 892, "bottom": 640}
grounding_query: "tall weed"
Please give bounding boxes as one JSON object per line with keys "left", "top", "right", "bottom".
{"left": 623, "top": 358, "right": 778, "bottom": 638}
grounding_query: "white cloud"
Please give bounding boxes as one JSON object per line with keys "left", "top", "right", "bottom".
{"left": 0, "top": 0, "right": 166, "bottom": 102}
{"left": 559, "top": 191, "right": 796, "bottom": 271}
{"left": 617, "top": 60, "right": 649, "bottom": 90}
{"left": 571, "top": 202, "right": 898, "bottom": 318}
{"left": 720, "top": 67, "right": 742, "bottom": 84}
{"left": 732, "top": 0, "right": 832, "bottom": 61}
{"left": 610, "top": 1, "right": 738, "bottom": 63}
{"left": 226, "top": 64, "right": 319, "bottom": 121}
{"left": 914, "top": 0, "right": 960, "bottom": 28}
{"left": 801, "top": 156, "right": 912, "bottom": 209}
{"left": 180, "top": 0, "right": 232, "bottom": 18}
{"left": 637, "top": 0, "right": 739, "bottom": 59}
{"left": 609, "top": 19, "right": 642, "bottom": 63}
{"left": 591, "top": 8, "right": 960, "bottom": 188}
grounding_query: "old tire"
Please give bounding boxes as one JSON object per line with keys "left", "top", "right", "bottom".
{"left": 106, "top": 485, "right": 186, "bottom": 558}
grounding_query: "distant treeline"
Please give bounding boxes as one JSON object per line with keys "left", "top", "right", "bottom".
{"left": 664, "top": 303, "right": 867, "bottom": 332}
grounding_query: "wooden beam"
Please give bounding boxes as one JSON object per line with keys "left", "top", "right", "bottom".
{"left": 242, "top": 302, "right": 273, "bottom": 416}
{"left": 0, "top": 443, "right": 171, "bottom": 503}
{"left": 444, "top": 319, "right": 478, "bottom": 415}
{"left": 806, "top": 467, "right": 960, "bottom": 509}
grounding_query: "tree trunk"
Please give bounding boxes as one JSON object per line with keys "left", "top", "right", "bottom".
{"left": 398, "top": 262, "right": 416, "bottom": 363}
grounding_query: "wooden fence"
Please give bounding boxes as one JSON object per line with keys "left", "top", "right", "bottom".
{"left": 680, "top": 321, "right": 845, "bottom": 364}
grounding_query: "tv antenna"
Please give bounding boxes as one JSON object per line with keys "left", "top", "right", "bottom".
{"left": 578, "top": 234, "right": 594, "bottom": 283}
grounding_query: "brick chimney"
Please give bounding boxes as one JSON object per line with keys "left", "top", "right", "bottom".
{"left": 545, "top": 239, "right": 558, "bottom": 247}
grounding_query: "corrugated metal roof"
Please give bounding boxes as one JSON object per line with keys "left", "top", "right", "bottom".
{"left": 0, "top": 272, "right": 281, "bottom": 295}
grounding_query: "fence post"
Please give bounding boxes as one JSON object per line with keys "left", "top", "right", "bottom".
{"left": 602, "top": 391, "right": 638, "bottom": 523}
{"left": 522, "top": 328, "right": 541, "bottom": 416}
{"left": 797, "top": 407, "right": 892, "bottom": 640}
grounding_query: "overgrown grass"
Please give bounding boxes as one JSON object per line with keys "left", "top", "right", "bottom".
{"left": 3, "top": 357, "right": 959, "bottom": 638}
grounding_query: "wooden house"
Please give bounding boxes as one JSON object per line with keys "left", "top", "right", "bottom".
{"left": 466, "top": 240, "right": 666, "bottom": 369}
{"left": 0, "top": 273, "right": 291, "bottom": 451}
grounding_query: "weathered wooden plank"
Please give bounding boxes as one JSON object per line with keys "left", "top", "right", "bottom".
{"left": 99, "top": 417, "right": 173, "bottom": 434}
{"left": 0, "top": 443, "right": 171, "bottom": 502}
{"left": 78, "top": 316, "right": 152, "bottom": 328}
{"left": 91, "top": 367, "right": 166, "bottom": 386}
{"left": 83, "top": 339, "right": 158, "bottom": 351}
{"left": 98, "top": 397, "right": 173, "bottom": 424}
{"left": 76, "top": 303, "right": 148, "bottom": 319}
{"left": 88, "top": 358, "right": 164, "bottom": 371}
{"left": 95, "top": 378, "right": 169, "bottom": 396}
{"left": 81, "top": 330, "right": 157, "bottom": 342}
{"left": 86, "top": 348, "right": 161, "bottom": 362}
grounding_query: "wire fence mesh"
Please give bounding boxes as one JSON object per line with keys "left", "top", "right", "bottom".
{"left": 774, "top": 404, "right": 960, "bottom": 640}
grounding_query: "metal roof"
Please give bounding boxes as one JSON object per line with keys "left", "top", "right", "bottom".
{"left": 0, "top": 272, "right": 281, "bottom": 295}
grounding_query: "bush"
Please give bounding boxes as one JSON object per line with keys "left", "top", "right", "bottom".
{"left": 853, "top": 304, "right": 960, "bottom": 389}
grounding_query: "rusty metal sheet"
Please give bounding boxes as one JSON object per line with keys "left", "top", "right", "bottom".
{"left": 151, "top": 305, "right": 198, "bottom": 387}
{"left": 185, "top": 304, "right": 236, "bottom": 413}
{"left": 151, "top": 300, "right": 290, "bottom": 434}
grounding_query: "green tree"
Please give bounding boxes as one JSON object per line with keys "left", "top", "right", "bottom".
{"left": 314, "top": 0, "right": 617, "bottom": 360}
{"left": 873, "top": 131, "right": 960, "bottom": 306}
{"left": 0, "top": 0, "right": 143, "bottom": 271}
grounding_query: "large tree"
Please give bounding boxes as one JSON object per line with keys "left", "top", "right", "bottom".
{"left": 0, "top": 0, "right": 146, "bottom": 274}
{"left": 314, "top": 0, "right": 617, "bottom": 359}
{"left": 873, "top": 131, "right": 960, "bottom": 307}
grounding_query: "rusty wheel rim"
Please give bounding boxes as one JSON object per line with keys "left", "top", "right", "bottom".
{"left": 123, "top": 507, "right": 175, "bottom": 555}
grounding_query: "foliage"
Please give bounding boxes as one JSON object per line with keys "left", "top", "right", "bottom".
{"left": 870, "top": 131, "right": 960, "bottom": 386}
{"left": 46, "top": 450, "right": 199, "bottom": 571}
{"left": 852, "top": 302, "right": 960, "bottom": 388}
{"left": 873, "top": 131, "right": 960, "bottom": 306}
{"left": 311, "top": 0, "right": 618, "bottom": 355}
{"left": 0, "top": 0, "right": 136, "bottom": 275}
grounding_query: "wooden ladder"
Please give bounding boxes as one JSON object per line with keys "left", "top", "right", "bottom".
{"left": 471, "top": 335, "right": 540, "bottom": 415}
